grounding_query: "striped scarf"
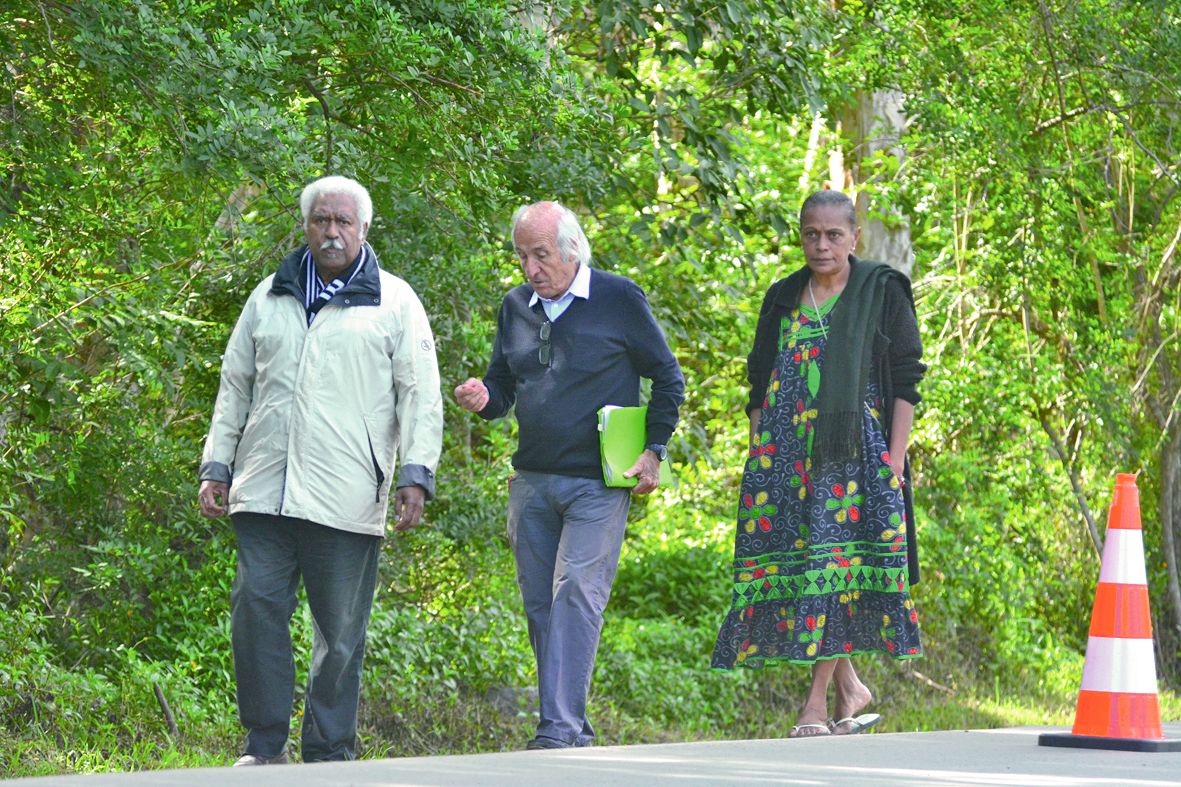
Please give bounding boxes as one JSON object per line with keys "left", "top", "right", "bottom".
{"left": 302, "top": 245, "right": 367, "bottom": 326}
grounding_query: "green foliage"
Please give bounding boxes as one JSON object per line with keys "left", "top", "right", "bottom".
{"left": 888, "top": 0, "right": 1181, "bottom": 678}
{"left": 0, "top": 0, "right": 610, "bottom": 771}
{"left": 3, "top": 0, "right": 1181, "bottom": 778}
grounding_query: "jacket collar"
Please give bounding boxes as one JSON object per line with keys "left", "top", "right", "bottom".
{"left": 271, "top": 243, "right": 382, "bottom": 306}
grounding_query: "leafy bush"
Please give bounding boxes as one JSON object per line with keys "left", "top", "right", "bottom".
{"left": 4, "top": 0, "right": 1181, "bottom": 778}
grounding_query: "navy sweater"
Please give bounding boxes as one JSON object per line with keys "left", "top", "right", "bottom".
{"left": 480, "top": 268, "right": 685, "bottom": 479}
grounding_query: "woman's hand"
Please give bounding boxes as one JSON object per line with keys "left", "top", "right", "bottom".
{"left": 888, "top": 398, "right": 914, "bottom": 488}
{"left": 889, "top": 454, "right": 906, "bottom": 486}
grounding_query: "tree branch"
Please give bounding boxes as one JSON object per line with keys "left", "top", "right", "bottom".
{"left": 422, "top": 73, "right": 484, "bottom": 97}
{"left": 152, "top": 681, "right": 180, "bottom": 739}
{"left": 906, "top": 666, "right": 955, "bottom": 695}
{"left": 1036, "top": 0, "right": 1107, "bottom": 321}
{"left": 30, "top": 257, "right": 193, "bottom": 335}
{"left": 304, "top": 77, "right": 335, "bottom": 174}
{"left": 1107, "top": 106, "right": 1181, "bottom": 190}
{"left": 1033, "top": 101, "right": 1178, "bottom": 135}
{"left": 1038, "top": 409, "right": 1102, "bottom": 557}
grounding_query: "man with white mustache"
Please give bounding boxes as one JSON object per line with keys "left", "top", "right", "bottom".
{"left": 198, "top": 175, "right": 443, "bottom": 765}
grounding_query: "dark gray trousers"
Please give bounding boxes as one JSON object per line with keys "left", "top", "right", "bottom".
{"left": 507, "top": 471, "right": 631, "bottom": 746}
{"left": 230, "top": 513, "right": 380, "bottom": 762}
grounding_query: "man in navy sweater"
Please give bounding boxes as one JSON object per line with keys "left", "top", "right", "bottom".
{"left": 455, "top": 201, "right": 684, "bottom": 749}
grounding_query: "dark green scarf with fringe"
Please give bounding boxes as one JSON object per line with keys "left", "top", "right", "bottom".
{"left": 810, "top": 257, "right": 900, "bottom": 467}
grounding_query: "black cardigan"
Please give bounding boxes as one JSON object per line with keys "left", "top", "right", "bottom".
{"left": 745, "top": 257, "right": 926, "bottom": 584}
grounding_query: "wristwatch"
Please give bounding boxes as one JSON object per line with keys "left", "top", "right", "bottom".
{"left": 645, "top": 443, "right": 668, "bottom": 461}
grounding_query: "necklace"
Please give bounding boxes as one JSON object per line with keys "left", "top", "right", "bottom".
{"left": 808, "top": 278, "right": 829, "bottom": 340}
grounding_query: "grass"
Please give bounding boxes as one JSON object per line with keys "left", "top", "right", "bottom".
{"left": 4, "top": 533, "right": 1177, "bottom": 777}
{"left": 4, "top": 651, "right": 1180, "bottom": 778}
{"left": 1, "top": 734, "right": 230, "bottom": 777}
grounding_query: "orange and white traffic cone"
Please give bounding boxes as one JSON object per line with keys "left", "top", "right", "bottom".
{"left": 1040, "top": 473, "right": 1181, "bottom": 751}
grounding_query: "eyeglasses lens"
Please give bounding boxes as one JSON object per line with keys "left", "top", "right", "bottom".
{"left": 538, "top": 321, "right": 552, "bottom": 366}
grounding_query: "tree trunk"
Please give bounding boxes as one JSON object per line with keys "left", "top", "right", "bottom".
{"left": 837, "top": 90, "right": 914, "bottom": 276}
{"left": 1160, "top": 424, "right": 1181, "bottom": 640}
{"left": 214, "top": 183, "right": 263, "bottom": 233}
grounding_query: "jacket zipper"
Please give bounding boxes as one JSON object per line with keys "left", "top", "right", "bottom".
{"left": 366, "top": 430, "right": 384, "bottom": 503}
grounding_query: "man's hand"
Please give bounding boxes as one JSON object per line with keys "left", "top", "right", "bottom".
{"left": 393, "top": 485, "right": 426, "bottom": 532}
{"left": 454, "top": 378, "right": 490, "bottom": 412}
{"left": 623, "top": 449, "right": 661, "bottom": 495}
{"left": 198, "top": 480, "right": 229, "bottom": 518}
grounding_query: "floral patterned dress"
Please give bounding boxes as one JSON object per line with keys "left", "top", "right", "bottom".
{"left": 712, "top": 296, "right": 922, "bottom": 668}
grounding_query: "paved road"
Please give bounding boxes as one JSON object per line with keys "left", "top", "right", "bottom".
{"left": 8, "top": 725, "right": 1181, "bottom": 786}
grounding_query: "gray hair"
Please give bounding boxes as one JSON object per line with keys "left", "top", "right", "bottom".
{"left": 512, "top": 202, "right": 592, "bottom": 266}
{"left": 300, "top": 176, "right": 373, "bottom": 229}
{"left": 799, "top": 189, "right": 857, "bottom": 231}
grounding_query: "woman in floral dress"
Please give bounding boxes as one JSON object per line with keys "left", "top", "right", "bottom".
{"left": 712, "top": 190, "right": 926, "bottom": 737}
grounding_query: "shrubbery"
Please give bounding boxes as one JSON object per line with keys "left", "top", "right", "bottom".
{"left": 4, "top": 0, "right": 1181, "bottom": 778}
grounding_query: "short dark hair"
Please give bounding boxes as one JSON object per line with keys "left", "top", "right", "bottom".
{"left": 799, "top": 190, "right": 857, "bottom": 231}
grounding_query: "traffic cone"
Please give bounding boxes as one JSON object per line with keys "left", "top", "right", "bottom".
{"left": 1040, "top": 473, "right": 1181, "bottom": 752}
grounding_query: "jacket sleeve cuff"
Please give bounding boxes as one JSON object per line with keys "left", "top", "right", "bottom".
{"left": 396, "top": 464, "right": 436, "bottom": 501}
{"left": 199, "top": 461, "right": 232, "bottom": 485}
{"left": 892, "top": 385, "right": 923, "bottom": 406}
{"left": 477, "top": 379, "right": 509, "bottom": 421}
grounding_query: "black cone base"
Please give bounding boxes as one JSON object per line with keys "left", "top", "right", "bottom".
{"left": 1039, "top": 731, "right": 1181, "bottom": 752}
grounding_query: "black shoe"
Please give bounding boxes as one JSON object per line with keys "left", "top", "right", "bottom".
{"left": 526, "top": 736, "right": 570, "bottom": 750}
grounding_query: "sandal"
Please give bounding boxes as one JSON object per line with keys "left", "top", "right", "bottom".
{"left": 830, "top": 713, "right": 882, "bottom": 735}
{"left": 788, "top": 722, "right": 832, "bottom": 738}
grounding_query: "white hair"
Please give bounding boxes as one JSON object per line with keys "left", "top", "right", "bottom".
{"left": 299, "top": 176, "right": 373, "bottom": 229}
{"left": 512, "top": 202, "right": 592, "bottom": 266}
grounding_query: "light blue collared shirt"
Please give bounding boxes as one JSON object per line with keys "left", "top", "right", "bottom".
{"left": 529, "top": 262, "right": 591, "bottom": 321}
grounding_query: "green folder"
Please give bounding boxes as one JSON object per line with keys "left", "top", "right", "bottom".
{"left": 597, "top": 405, "right": 674, "bottom": 488}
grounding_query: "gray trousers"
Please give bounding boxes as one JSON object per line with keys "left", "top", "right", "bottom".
{"left": 507, "top": 471, "right": 631, "bottom": 746}
{"left": 230, "top": 513, "right": 381, "bottom": 762}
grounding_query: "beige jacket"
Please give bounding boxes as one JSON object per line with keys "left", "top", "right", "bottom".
{"left": 200, "top": 246, "right": 443, "bottom": 536}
